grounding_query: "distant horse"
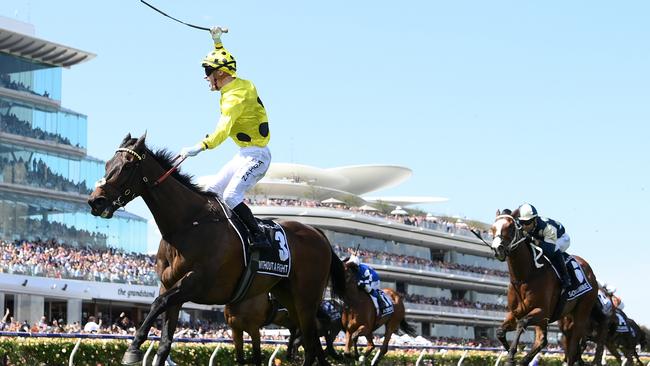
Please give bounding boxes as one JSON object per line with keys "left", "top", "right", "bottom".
{"left": 286, "top": 299, "right": 344, "bottom": 362}
{"left": 225, "top": 294, "right": 343, "bottom": 365}
{"left": 88, "top": 134, "right": 345, "bottom": 366}
{"left": 490, "top": 209, "right": 598, "bottom": 366}
{"left": 605, "top": 311, "right": 647, "bottom": 365}
{"left": 341, "top": 260, "right": 416, "bottom": 365}
{"left": 582, "top": 289, "right": 615, "bottom": 365}
{"left": 225, "top": 293, "right": 293, "bottom": 365}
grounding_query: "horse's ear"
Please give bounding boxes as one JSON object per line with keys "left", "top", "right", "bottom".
{"left": 133, "top": 132, "right": 147, "bottom": 151}
{"left": 120, "top": 133, "right": 132, "bottom": 147}
{"left": 511, "top": 208, "right": 520, "bottom": 218}
{"left": 496, "top": 209, "right": 501, "bottom": 217}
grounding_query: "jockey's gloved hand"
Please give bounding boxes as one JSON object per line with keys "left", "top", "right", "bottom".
{"left": 210, "top": 26, "right": 226, "bottom": 43}
{"left": 179, "top": 144, "right": 203, "bottom": 159}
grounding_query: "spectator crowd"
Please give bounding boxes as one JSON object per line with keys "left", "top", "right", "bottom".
{"left": 0, "top": 155, "right": 91, "bottom": 194}
{"left": 0, "top": 239, "right": 157, "bottom": 286}
{"left": 0, "top": 112, "right": 77, "bottom": 147}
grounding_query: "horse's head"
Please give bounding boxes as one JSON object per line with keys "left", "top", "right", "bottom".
{"left": 490, "top": 208, "right": 526, "bottom": 261}
{"left": 88, "top": 133, "right": 147, "bottom": 218}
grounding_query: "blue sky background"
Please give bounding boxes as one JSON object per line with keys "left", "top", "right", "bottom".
{"left": 2, "top": 1, "right": 648, "bottom": 326}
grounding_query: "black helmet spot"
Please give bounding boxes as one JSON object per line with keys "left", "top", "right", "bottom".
{"left": 259, "top": 122, "right": 269, "bottom": 137}
{"left": 236, "top": 133, "right": 252, "bottom": 142}
{"left": 221, "top": 51, "right": 227, "bottom": 55}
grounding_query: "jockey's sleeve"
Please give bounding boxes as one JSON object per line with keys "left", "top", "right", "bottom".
{"left": 201, "top": 90, "right": 246, "bottom": 150}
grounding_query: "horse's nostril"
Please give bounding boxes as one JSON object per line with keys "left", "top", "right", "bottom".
{"left": 89, "top": 196, "right": 108, "bottom": 209}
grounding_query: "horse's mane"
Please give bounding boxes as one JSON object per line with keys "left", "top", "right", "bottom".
{"left": 123, "top": 138, "right": 217, "bottom": 198}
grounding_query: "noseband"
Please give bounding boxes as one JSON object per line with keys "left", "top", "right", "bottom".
{"left": 494, "top": 214, "right": 528, "bottom": 255}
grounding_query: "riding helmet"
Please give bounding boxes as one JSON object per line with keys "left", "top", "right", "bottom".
{"left": 202, "top": 43, "right": 237, "bottom": 76}
{"left": 518, "top": 203, "right": 538, "bottom": 221}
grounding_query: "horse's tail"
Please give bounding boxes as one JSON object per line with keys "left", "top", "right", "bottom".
{"left": 400, "top": 319, "right": 417, "bottom": 337}
{"left": 314, "top": 227, "right": 346, "bottom": 299}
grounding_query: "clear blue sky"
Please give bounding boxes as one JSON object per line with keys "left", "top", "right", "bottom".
{"left": 2, "top": 1, "right": 648, "bottom": 326}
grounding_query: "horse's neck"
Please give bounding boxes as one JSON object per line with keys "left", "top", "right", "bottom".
{"left": 506, "top": 243, "right": 535, "bottom": 283}
{"left": 140, "top": 159, "right": 210, "bottom": 239}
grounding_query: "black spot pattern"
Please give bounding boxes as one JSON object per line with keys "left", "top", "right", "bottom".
{"left": 236, "top": 133, "right": 252, "bottom": 142}
{"left": 257, "top": 97, "right": 265, "bottom": 107}
{"left": 259, "top": 122, "right": 269, "bottom": 137}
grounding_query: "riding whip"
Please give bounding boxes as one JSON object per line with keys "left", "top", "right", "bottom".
{"left": 139, "top": 0, "right": 229, "bottom": 33}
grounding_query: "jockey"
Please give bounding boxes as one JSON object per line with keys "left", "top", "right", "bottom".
{"left": 179, "top": 27, "right": 271, "bottom": 249}
{"left": 518, "top": 203, "right": 572, "bottom": 289}
{"left": 601, "top": 283, "right": 625, "bottom": 310}
{"left": 348, "top": 254, "right": 389, "bottom": 310}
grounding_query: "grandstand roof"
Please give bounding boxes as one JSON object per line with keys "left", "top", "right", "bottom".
{"left": 0, "top": 26, "right": 95, "bottom": 68}
{"left": 199, "top": 163, "right": 448, "bottom": 206}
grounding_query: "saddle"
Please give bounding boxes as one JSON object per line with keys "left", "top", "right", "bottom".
{"left": 226, "top": 215, "right": 292, "bottom": 304}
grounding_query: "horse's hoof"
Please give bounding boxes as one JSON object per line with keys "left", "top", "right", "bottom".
{"left": 121, "top": 350, "right": 144, "bottom": 365}
{"left": 359, "top": 355, "right": 365, "bottom": 362}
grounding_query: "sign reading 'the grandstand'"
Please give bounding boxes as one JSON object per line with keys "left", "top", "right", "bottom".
{"left": 117, "top": 288, "right": 156, "bottom": 299}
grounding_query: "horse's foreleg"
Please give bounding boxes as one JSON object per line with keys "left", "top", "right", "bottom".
{"left": 497, "top": 312, "right": 517, "bottom": 352}
{"left": 232, "top": 329, "right": 247, "bottom": 365}
{"left": 250, "top": 328, "right": 263, "bottom": 366}
{"left": 519, "top": 325, "right": 548, "bottom": 366}
{"left": 153, "top": 304, "right": 181, "bottom": 366}
{"left": 286, "top": 327, "right": 298, "bottom": 361}
{"left": 371, "top": 328, "right": 395, "bottom": 366}
{"left": 362, "top": 333, "right": 376, "bottom": 362}
{"left": 343, "top": 329, "right": 355, "bottom": 359}
{"left": 325, "top": 326, "right": 342, "bottom": 360}
{"left": 123, "top": 286, "right": 182, "bottom": 364}
{"left": 504, "top": 317, "right": 528, "bottom": 366}
{"left": 351, "top": 326, "right": 367, "bottom": 359}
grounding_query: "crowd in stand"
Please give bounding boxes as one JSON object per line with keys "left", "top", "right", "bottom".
{"left": 0, "top": 238, "right": 507, "bottom": 292}
{"left": 0, "top": 112, "right": 77, "bottom": 146}
{"left": 0, "top": 239, "right": 157, "bottom": 286}
{"left": 333, "top": 245, "right": 509, "bottom": 279}
{"left": 402, "top": 293, "right": 506, "bottom": 311}
{"left": 0, "top": 73, "right": 50, "bottom": 99}
{"left": 248, "top": 198, "right": 492, "bottom": 240}
{"left": 0, "top": 155, "right": 91, "bottom": 194}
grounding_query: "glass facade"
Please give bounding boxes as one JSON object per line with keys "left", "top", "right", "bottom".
{"left": 0, "top": 46, "right": 147, "bottom": 253}
{"left": 0, "top": 97, "right": 87, "bottom": 148}
{"left": 0, "top": 142, "right": 101, "bottom": 194}
{"left": 0, "top": 191, "right": 146, "bottom": 252}
{"left": 0, "top": 53, "right": 61, "bottom": 100}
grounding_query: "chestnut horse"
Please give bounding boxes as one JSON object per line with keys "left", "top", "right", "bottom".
{"left": 341, "top": 260, "right": 416, "bottom": 365}
{"left": 88, "top": 134, "right": 345, "bottom": 366}
{"left": 490, "top": 209, "right": 598, "bottom": 366}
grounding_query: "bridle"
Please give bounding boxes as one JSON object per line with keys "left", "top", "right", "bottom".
{"left": 494, "top": 214, "right": 528, "bottom": 256}
{"left": 95, "top": 147, "right": 186, "bottom": 211}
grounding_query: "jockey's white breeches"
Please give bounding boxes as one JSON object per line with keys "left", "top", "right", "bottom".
{"left": 556, "top": 233, "right": 570, "bottom": 252}
{"left": 202, "top": 146, "right": 271, "bottom": 209}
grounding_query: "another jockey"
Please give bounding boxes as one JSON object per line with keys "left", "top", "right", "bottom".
{"left": 518, "top": 203, "right": 572, "bottom": 289}
{"left": 348, "top": 254, "right": 389, "bottom": 310}
{"left": 179, "top": 27, "right": 271, "bottom": 249}
{"left": 601, "top": 283, "right": 625, "bottom": 310}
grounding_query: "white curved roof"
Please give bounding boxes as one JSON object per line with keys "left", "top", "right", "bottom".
{"left": 198, "top": 163, "right": 447, "bottom": 207}
{"left": 265, "top": 163, "right": 412, "bottom": 195}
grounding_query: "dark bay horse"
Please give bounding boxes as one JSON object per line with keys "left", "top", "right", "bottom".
{"left": 225, "top": 293, "right": 293, "bottom": 365}
{"left": 490, "top": 209, "right": 598, "bottom": 366}
{"left": 88, "top": 134, "right": 345, "bottom": 366}
{"left": 606, "top": 311, "right": 647, "bottom": 365}
{"left": 341, "top": 261, "right": 416, "bottom": 365}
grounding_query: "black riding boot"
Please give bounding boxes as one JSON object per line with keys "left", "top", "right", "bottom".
{"left": 233, "top": 202, "right": 271, "bottom": 249}
{"left": 551, "top": 251, "right": 572, "bottom": 289}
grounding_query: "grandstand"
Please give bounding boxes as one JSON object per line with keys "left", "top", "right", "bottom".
{"left": 0, "top": 17, "right": 161, "bottom": 328}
